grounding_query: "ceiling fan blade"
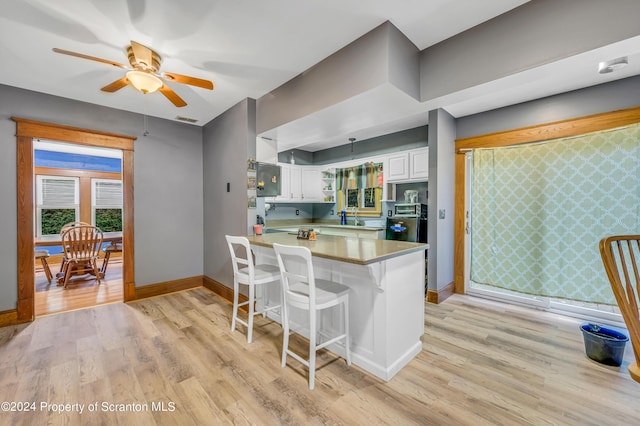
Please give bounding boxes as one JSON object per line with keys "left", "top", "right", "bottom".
{"left": 162, "top": 72, "right": 214, "bottom": 90}
{"left": 52, "top": 48, "right": 128, "bottom": 69}
{"left": 130, "top": 40, "right": 154, "bottom": 68}
{"left": 159, "top": 84, "right": 187, "bottom": 107}
{"left": 101, "top": 77, "right": 130, "bottom": 92}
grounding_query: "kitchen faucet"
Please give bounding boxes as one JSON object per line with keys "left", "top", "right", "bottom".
{"left": 351, "top": 206, "right": 360, "bottom": 226}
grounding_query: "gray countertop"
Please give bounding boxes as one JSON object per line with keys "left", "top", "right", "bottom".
{"left": 246, "top": 233, "right": 427, "bottom": 265}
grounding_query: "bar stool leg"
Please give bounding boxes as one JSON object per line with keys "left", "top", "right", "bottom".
{"left": 247, "top": 284, "right": 255, "bottom": 343}
{"left": 231, "top": 278, "right": 239, "bottom": 333}
{"left": 344, "top": 298, "right": 351, "bottom": 365}
{"left": 281, "top": 303, "right": 290, "bottom": 368}
{"left": 309, "top": 310, "right": 317, "bottom": 390}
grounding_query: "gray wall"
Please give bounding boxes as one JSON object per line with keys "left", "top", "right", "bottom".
{"left": 457, "top": 75, "right": 640, "bottom": 138}
{"left": 257, "top": 21, "right": 420, "bottom": 134}
{"left": 0, "top": 84, "right": 204, "bottom": 311}
{"left": 428, "top": 109, "right": 456, "bottom": 292}
{"left": 312, "top": 126, "right": 428, "bottom": 165}
{"left": 203, "top": 98, "right": 256, "bottom": 288}
{"left": 420, "top": 0, "right": 640, "bottom": 102}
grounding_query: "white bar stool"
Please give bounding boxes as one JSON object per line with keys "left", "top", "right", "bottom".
{"left": 273, "top": 243, "right": 351, "bottom": 390}
{"left": 225, "top": 235, "right": 281, "bottom": 343}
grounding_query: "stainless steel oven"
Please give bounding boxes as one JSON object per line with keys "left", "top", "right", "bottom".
{"left": 386, "top": 216, "right": 427, "bottom": 243}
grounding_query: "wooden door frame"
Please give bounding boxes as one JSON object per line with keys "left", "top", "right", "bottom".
{"left": 453, "top": 106, "right": 640, "bottom": 294}
{"left": 13, "top": 117, "right": 136, "bottom": 323}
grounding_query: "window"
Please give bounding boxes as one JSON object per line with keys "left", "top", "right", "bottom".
{"left": 92, "top": 179, "right": 123, "bottom": 232}
{"left": 36, "top": 175, "right": 79, "bottom": 236}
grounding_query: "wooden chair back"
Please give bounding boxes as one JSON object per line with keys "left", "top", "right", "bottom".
{"left": 60, "top": 225, "right": 104, "bottom": 288}
{"left": 599, "top": 235, "right": 640, "bottom": 383}
{"left": 62, "top": 225, "right": 103, "bottom": 262}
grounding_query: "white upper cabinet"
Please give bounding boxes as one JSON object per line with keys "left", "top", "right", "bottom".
{"left": 268, "top": 164, "right": 329, "bottom": 203}
{"left": 409, "top": 148, "right": 429, "bottom": 180}
{"left": 387, "top": 148, "right": 428, "bottom": 183}
{"left": 387, "top": 152, "right": 410, "bottom": 182}
{"left": 300, "top": 166, "right": 323, "bottom": 202}
{"left": 289, "top": 165, "right": 302, "bottom": 201}
{"left": 274, "top": 163, "right": 291, "bottom": 201}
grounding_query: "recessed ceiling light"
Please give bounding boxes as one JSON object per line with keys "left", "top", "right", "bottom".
{"left": 598, "top": 56, "right": 629, "bottom": 74}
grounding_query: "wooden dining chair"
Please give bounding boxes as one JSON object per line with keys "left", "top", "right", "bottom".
{"left": 599, "top": 235, "right": 640, "bottom": 383}
{"left": 60, "top": 225, "right": 104, "bottom": 289}
{"left": 57, "top": 221, "right": 91, "bottom": 279}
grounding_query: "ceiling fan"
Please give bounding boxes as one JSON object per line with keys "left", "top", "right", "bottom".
{"left": 52, "top": 41, "right": 214, "bottom": 107}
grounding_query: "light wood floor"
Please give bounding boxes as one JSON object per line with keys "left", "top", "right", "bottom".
{"left": 35, "top": 262, "right": 123, "bottom": 317}
{"left": 1, "top": 289, "right": 638, "bottom": 425}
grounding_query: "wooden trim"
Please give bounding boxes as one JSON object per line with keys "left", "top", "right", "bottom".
{"left": 79, "top": 176, "right": 92, "bottom": 224}
{"left": 12, "top": 117, "right": 135, "bottom": 151}
{"left": 131, "top": 276, "right": 203, "bottom": 301}
{"left": 203, "top": 276, "right": 250, "bottom": 313}
{"left": 454, "top": 153, "right": 466, "bottom": 294}
{"left": 456, "top": 106, "right": 640, "bottom": 151}
{"left": 0, "top": 309, "right": 19, "bottom": 327}
{"left": 426, "top": 281, "right": 455, "bottom": 304}
{"left": 122, "top": 150, "right": 135, "bottom": 302}
{"left": 13, "top": 118, "right": 136, "bottom": 324}
{"left": 16, "top": 136, "right": 35, "bottom": 322}
{"left": 453, "top": 106, "right": 640, "bottom": 298}
{"left": 35, "top": 166, "right": 121, "bottom": 180}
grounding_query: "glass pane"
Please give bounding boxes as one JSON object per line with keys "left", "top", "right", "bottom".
{"left": 347, "top": 189, "right": 359, "bottom": 207}
{"left": 41, "top": 208, "right": 76, "bottom": 235}
{"left": 95, "top": 208, "right": 123, "bottom": 232}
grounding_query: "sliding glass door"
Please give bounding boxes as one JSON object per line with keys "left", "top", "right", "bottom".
{"left": 464, "top": 123, "right": 640, "bottom": 326}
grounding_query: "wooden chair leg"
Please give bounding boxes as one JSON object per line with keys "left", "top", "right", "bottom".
{"left": 39, "top": 257, "right": 53, "bottom": 284}
{"left": 92, "top": 259, "right": 101, "bottom": 285}
{"left": 100, "top": 252, "right": 111, "bottom": 275}
{"left": 63, "top": 261, "right": 74, "bottom": 289}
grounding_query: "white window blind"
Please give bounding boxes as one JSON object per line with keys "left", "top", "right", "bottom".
{"left": 92, "top": 179, "right": 123, "bottom": 207}
{"left": 35, "top": 175, "right": 79, "bottom": 236}
{"left": 37, "top": 176, "right": 79, "bottom": 207}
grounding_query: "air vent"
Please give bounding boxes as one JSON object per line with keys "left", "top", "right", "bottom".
{"left": 175, "top": 116, "right": 198, "bottom": 123}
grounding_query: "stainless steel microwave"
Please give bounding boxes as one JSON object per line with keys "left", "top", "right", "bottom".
{"left": 394, "top": 203, "right": 427, "bottom": 217}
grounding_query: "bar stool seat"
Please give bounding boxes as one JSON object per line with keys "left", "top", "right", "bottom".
{"left": 226, "top": 235, "right": 281, "bottom": 343}
{"left": 35, "top": 249, "right": 53, "bottom": 284}
{"left": 273, "top": 243, "right": 351, "bottom": 390}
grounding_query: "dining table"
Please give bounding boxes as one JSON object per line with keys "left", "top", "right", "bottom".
{"left": 34, "top": 231, "right": 123, "bottom": 247}
{"left": 35, "top": 231, "right": 123, "bottom": 283}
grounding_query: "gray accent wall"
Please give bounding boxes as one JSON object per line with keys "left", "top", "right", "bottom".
{"left": 457, "top": 75, "right": 640, "bottom": 138}
{"left": 428, "top": 109, "right": 456, "bottom": 293}
{"left": 420, "top": 0, "right": 640, "bottom": 102}
{"left": 312, "top": 125, "right": 428, "bottom": 165}
{"left": 257, "top": 21, "right": 420, "bottom": 134}
{"left": 203, "top": 98, "right": 256, "bottom": 288}
{"left": 0, "top": 84, "right": 204, "bottom": 311}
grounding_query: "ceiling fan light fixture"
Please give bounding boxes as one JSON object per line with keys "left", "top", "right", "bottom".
{"left": 126, "top": 70, "right": 163, "bottom": 94}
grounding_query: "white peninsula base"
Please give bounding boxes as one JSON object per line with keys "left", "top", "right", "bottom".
{"left": 252, "top": 244, "right": 426, "bottom": 381}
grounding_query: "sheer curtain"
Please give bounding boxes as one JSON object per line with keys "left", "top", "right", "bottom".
{"left": 471, "top": 123, "right": 640, "bottom": 305}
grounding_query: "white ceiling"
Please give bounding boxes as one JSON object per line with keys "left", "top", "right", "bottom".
{"left": 1, "top": 0, "right": 638, "bottom": 152}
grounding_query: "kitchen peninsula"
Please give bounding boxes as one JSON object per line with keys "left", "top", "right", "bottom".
{"left": 246, "top": 232, "right": 428, "bottom": 381}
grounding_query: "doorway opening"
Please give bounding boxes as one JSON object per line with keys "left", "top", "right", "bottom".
{"left": 14, "top": 117, "right": 136, "bottom": 324}
{"left": 33, "top": 140, "right": 124, "bottom": 316}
